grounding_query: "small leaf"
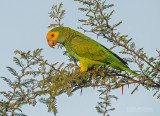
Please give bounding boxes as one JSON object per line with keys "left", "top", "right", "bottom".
{"left": 6, "top": 67, "right": 18, "bottom": 76}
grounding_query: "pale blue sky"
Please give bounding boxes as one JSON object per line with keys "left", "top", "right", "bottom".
{"left": 0, "top": 0, "right": 160, "bottom": 116}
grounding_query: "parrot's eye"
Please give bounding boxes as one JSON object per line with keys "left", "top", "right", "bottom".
{"left": 51, "top": 33, "right": 54, "bottom": 37}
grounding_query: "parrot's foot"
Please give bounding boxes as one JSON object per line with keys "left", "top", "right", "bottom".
{"left": 87, "top": 66, "right": 99, "bottom": 73}
{"left": 88, "top": 70, "right": 95, "bottom": 74}
{"left": 88, "top": 69, "right": 98, "bottom": 74}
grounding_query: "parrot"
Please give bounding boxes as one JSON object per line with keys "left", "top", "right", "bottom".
{"left": 46, "top": 26, "right": 141, "bottom": 77}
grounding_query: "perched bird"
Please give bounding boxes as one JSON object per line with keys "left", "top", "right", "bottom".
{"left": 46, "top": 26, "right": 140, "bottom": 77}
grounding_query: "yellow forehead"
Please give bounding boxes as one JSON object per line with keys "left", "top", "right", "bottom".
{"left": 47, "top": 30, "right": 59, "bottom": 41}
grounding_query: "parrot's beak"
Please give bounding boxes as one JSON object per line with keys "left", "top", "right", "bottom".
{"left": 47, "top": 40, "right": 57, "bottom": 48}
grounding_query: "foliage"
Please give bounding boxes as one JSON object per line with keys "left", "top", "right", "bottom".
{"left": 74, "top": 0, "right": 160, "bottom": 92}
{"left": 0, "top": 0, "right": 160, "bottom": 116}
{"left": 96, "top": 91, "right": 118, "bottom": 116}
{"left": 48, "top": 2, "right": 65, "bottom": 28}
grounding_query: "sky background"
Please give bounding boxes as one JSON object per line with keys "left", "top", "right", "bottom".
{"left": 0, "top": 0, "right": 160, "bottom": 116}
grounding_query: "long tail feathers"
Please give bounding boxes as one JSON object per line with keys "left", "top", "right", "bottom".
{"left": 122, "top": 67, "right": 141, "bottom": 78}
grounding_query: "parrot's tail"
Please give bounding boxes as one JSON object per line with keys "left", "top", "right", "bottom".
{"left": 122, "top": 67, "right": 141, "bottom": 78}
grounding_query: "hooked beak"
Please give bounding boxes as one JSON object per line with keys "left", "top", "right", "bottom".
{"left": 47, "top": 40, "right": 57, "bottom": 48}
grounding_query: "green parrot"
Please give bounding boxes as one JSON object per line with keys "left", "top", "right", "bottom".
{"left": 46, "top": 26, "right": 140, "bottom": 77}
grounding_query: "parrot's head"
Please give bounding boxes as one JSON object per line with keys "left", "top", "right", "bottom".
{"left": 46, "top": 27, "right": 66, "bottom": 48}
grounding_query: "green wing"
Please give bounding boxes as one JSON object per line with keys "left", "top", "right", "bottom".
{"left": 70, "top": 34, "right": 128, "bottom": 68}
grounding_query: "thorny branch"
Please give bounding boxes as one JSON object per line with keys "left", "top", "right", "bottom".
{"left": 1, "top": 0, "right": 160, "bottom": 116}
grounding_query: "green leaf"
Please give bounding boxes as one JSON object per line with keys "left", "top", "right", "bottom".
{"left": 13, "top": 57, "right": 24, "bottom": 68}
{"left": 6, "top": 67, "right": 18, "bottom": 77}
{"left": 131, "top": 84, "right": 140, "bottom": 94}
{"left": 48, "top": 24, "right": 58, "bottom": 28}
{"left": 58, "top": 2, "right": 63, "bottom": 13}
